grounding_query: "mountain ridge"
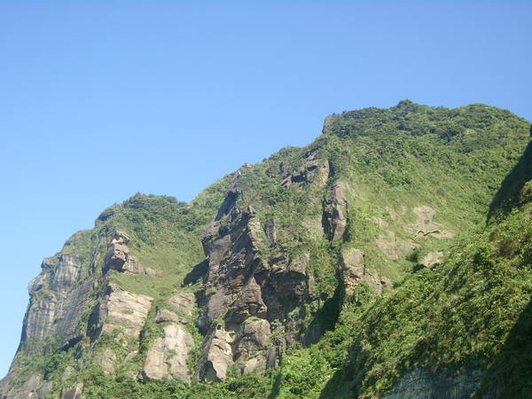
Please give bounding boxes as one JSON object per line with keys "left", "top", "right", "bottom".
{"left": 2, "top": 101, "right": 530, "bottom": 399}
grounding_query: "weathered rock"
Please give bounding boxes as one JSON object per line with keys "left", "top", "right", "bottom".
{"left": 50, "top": 255, "right": 80, "bottom": 292}
{"left": 374, "top": 217, "right": 419, "bottom": 260}
{"left": 324, "top": 181, "right": 348, "bottom": 240}
{"left": 169, "top": 292, "right": 196, "bottom": 316}
{"left": 384, "top": 368, "right": 491, "bottom": 399}
{"left": 155, "top": 309, "right": 180, "bottom": 324}
{"left": 340, "top": 248, "right": 388, "bottom": 295}
{"left": 6, "top": 374, "right": 52, "bottom": 399}
{"left": 92, "top": 284, "right": 153, "bottom": 340}
{"left": 103, "top": 231, "right": 145, "bottom": 274}
{"left": 21, "top": 295, "right": 57, "bottom": 344}
{"left": 142, "top": 324, "right": 194, "bottom": 382}
{"left": 233, "top": 318, "right": 271, "bottom": 370}
{"left": 407, "top": 206, "right": 455, "bottom": 239}
{"left": 229, "top": 278, "right": 267, "bottom": 323}
{"left": 94, "top": 348, "right": 117, "bottom": 376}
{"left": 198, "top": 325, "right": 235, "bottom": 382}
{"left": 61, "top": 383, "right": 83, "bottom": 399}
{"left": 419, "top": 251, "right": 444, "bottom": 269}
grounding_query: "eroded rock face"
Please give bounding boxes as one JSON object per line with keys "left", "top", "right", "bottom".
{"left": 50, "top": 255, "right": 80, "bottom": 292}
{"left": 21, "top": 295, "right": 57, "bottom": 343}
{"left": 21, "top": 255, "right": 85, "bottom": 347}
{"left": 61, "top": 383, "right": 83, "bottom": 399}
{"left": 384, "top": 368, "right": 491, "bottom": 399}
{"left": 142, "top": 323, "right": 194, "bottom": 382}
{"left": 419, "top": 251, "right": 444, "bottom": 269}
{"left": 197, "top": 203, "right": 315, "bottom": 381}
{"left": 169, "top": 292, "right": 195, "bottom": 316}
{"left": 407, "top": 206, "right": 454, "bottom": 239}
{"left": 197, "top": 325, "right": 235, "bottom": 382}
{"left": 340, "top": 248, "right": 391, "bottom": 295}
{"left": 3, "top": 374, "right": 52, "bottom": 399}
{"left": 324, "top": 182, "right": 348, "bottom": 240}
{"left": 103, "top": 231, "right": 145, "bottom": 274}
{"left": 281, "top": 149, "right": 329, "bottom": 187}
{"left": 91, "top": 284, "right": 153, "bottom": 340}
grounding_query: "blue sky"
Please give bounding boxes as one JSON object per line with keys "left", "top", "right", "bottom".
{"left": 0, "top": 1, "right": 531, "bottom": 377}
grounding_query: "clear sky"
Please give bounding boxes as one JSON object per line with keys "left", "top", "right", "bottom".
{"left": 0, "top": 0, "right": 531, "bottom": 377}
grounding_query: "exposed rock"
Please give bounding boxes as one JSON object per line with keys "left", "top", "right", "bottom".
{"left": 168, "top": 292, "right": 196, "bottom": 316}
{"left": 280, "top": 149, "right": 329, "bottom": 187}
{"left": 142, "top": 324, "right": 194, "bottom": 382}
{"left": 155, "top": 309, "right": 180, "bottom": 324}
{"left": 198, "top": 325, "right": 235, "bottom": 382}
{"left": 228, "top": 278, "right": 267, "bottom": 323}
{"left": 340, "top": 248, "right": 388, "bottom": 295}
{"left": 233, "top": 318, "right": 271, "bottom": 373}
{"left": 21, "top": 295, "right": 57, "bottom": 344}
{"left": 92, "top": 284, "right": 153, "bottom": 340}
{"left": 50, "top": 255, "right": 80, "bottom": 292}
{"left": 324, "top": 181, "right": 348, "bottom": 240}
{"left": 407, "top": 206, "right": 455, "bottom": 239}
{"left": 5, "top": 374, "right": 52, "bottom": 399}
{"left": 419, "top": 251, "right": 444, "bottom": 269}
{"left": 103, "top": 231, "right": 145, "bottom": 274}
{"left": 374, "top": 217, "right": 419, "bottom": 260}
{"left": 264, "top": 221, "right": 277, "bottom": 246}
{"left": 242, "top": 356, "right": 266, "bottom": 375}
{"left": 384, "top": 368, "right": 491, "bottom": 399}
{"left": 54, "top": 278, "right": 94, "bottom": 346}
{"left": 61, "top": 383, "right": 83, "bottom": 399}
{"left": 94, "top": 348, "right": 117, "bottom": 376}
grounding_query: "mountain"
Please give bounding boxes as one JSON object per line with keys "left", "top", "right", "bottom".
{"left": 1, "top": 101, "right": 530, "bottom": 399}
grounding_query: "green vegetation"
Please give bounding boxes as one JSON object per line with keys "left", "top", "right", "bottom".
{"left": 3, "top": 102, "right": 530, "bottom": 399}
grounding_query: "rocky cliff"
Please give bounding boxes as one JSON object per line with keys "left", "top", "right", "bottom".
{"left": 1, "top": 101, "right": 530, "bottom": 398}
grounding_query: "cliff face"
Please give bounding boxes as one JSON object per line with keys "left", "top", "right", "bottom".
{"left": 2, "top": 101, "right": 530, "bottom": 399}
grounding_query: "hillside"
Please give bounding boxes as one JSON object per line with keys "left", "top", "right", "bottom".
{"left": 1, "top": 101, "right": 530, "bottom": 399}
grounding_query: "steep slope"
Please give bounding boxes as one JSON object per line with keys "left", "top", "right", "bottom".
{"left": 320, "top": 139, "right": 531, "bottom": 398}
{"left": 1, "top": 101, "right": 529, "bottom": 399}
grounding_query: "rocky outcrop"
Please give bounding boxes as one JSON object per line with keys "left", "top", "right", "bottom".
{"left": 103, "top": 231, "right": 148, "bottom": 274}
{"left": 280, "top": 148, "right": 330, "bottom": 188}
{"left": 340, "top": 248, "right": 391, "bottom": 295}
{"left": 407, "top": 206, "right": 454, "bottom": 239}
{"left": 169, "top": 292, "right": 195, "bottom": 316}
{"left": 20, "top": 255, "right": 90, "bottom": 349}
{"left": 196, "top": 203, "right": 315, "bottom": 381}
{"left": 90, "top": 284, "right": 153, "bottom": 340}
{"left": 383, "top": 368, "right": 491, "bottom": 399}
{"left": 142, "top": 323, "right": 194, "bottom": 382}
{"left": 197, "top": 325, "right": 235, "bottom": 381}
{"left": 50, "top": 255, "right": 80, "bottom": 292}
{"left": 324, "top": 181, "right": 348, "bottom": 240}
{"left": 61, "top": 383, "right": 83, "bottom": 399}
{"left": 418, "top": 251, "right": 444, "bottom": 269}
{"left": 1, "top": 374, "right": 52, "bottom": 399}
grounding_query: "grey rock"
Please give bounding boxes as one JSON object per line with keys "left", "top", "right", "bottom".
{"left": 168, "top": 292, "right": 196, "bottom": 316}
{"left": 142, "top": 324, "right": 194, "bottom": 382}
{"left": 93, "top": 284, "right": 153, "bottom": 340}
{"left": 198, "top": 325, "right": 234, "bottom": 382}
{"left": 324, "top": 181, "right": 348, "bottom": 240}
{"left": 384, "top": 368, "right": 492, "bottom": 399}
{"left": 50, "top": 255, "right": 80, "bottom": 292}
{"left": 419, "top": 251, "right": 444, "bottom": 269}
{"left": 61, "top": 383, "right": 83, "bottom": 399}
{"left": 340, "top": 248, "right": 387, "bottom": 295}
